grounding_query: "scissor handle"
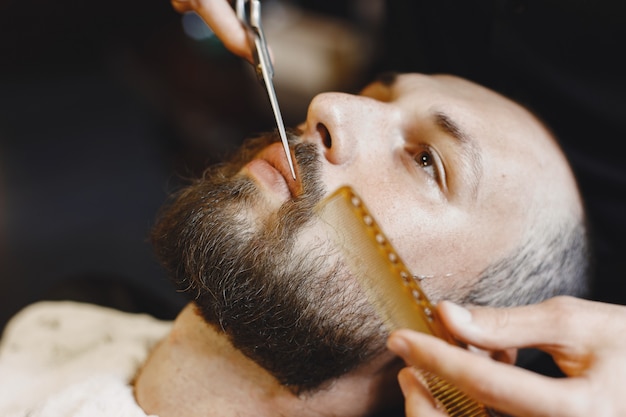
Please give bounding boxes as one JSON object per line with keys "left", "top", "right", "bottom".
{"left": 236, "top": 0, "right": 274, "bottom": 82}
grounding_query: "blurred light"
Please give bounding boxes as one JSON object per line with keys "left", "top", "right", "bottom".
{"left": 182, "top": 12, "right": 215, "bottom": 41}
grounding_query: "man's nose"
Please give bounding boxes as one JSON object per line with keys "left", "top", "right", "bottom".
{"left": 302, "top": 92, "right": 398, "bottom": 166}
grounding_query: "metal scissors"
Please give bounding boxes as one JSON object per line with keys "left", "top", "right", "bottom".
{"left": 236, "top": 0, "right": 296, "bottom": 180}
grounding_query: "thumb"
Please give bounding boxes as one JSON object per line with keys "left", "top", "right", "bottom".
{"left": 437, "top": 298, "right": 578, "bottom": 352}
{"left": 171, "top": 0, "right": 254, "bottom": 63}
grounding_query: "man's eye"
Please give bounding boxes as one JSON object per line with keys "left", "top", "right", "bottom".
{"left": 414, "top": 150, "right": 439, "bottom": 180}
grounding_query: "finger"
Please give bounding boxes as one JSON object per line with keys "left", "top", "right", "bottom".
{"left": 388, "top": 329, "right": 587, "bottom": 417}
{"left": 171, "top": 0, "right": 194, "bottom": 14}
{"left": 171, "top": 0, "right": 253, "bottom": 62}
{"left": 438, "top": 297, "right": 617, "bottom": 352}
{"left": 397, "top": 367, "right": 448, "bottom": 417}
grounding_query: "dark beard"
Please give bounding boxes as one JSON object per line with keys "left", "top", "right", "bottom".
{"left": 151, "top": 133, "right": 386, "bottom": 393}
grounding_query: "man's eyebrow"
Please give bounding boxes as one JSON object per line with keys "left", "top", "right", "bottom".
{"left": 433, "top": 111, "right": 483, "bottom": 198}
{"left": 434, "top": 111, "right": 471, "bottom": 143}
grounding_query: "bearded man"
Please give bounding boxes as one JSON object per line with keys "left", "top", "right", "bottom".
{"left": 0, "top": 73, "right": 588, "bottom": 417}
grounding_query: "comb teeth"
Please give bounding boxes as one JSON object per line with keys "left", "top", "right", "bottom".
{"left": 316, "top": 187, "right": 497, "bottom": 417}
{"left": 420, "top": 372, "right": 493, "bottom": 417}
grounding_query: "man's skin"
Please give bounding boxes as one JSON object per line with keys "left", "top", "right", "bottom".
{"left": 134, "top": 73, "right": 584, "bottom": 417}
{"left": 158, "top": 3, "right": 626, "bottom": 417}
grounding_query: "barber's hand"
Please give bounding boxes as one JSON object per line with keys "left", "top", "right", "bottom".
{"left": 171, "top": 0, "right": 254, "bottom": 63}
{"left": 387, "top": 296, "right": 626, "bottom": 417}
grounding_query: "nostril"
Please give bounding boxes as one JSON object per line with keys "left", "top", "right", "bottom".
{"left": 317, "top": 123, "right": 332, "bottom": 149}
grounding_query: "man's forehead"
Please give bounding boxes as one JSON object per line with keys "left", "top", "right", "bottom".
{"left": 367, "top": 73, "right": 495, "bottom": 96}
{"left": 356, "top": 73, "right": 547, "bottom": 156}
{"left": 360, "top": 73, "right": 460, "bottom": 102}
{"left": 360, "top": 72, "right": 407, "bottom": 97}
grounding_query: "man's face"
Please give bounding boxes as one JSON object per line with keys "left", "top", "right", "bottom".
{"left": 153, "top": 73, "right": 578, "bottom": 391}
{"left": 247, "top": 73, "right": 576, "bottom": 301}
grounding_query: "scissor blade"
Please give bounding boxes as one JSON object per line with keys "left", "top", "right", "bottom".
{"left": 239, "top": 0, "right": 296, "bottom": 180}
{"left": 255, "top": 42, "right": 296, "bottom": 180}
{"left": 266, "top": 80, "right": 297, "bottom": 180}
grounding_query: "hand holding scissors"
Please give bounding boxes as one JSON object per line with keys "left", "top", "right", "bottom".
{"left": 171, "top": 0, "right": 296, "bottom": 179}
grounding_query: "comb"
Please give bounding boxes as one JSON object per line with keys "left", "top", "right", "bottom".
{"left": 316, "top": 186, "right": 498, "bottom": 417}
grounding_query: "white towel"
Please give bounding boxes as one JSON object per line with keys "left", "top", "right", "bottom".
{"left": 0, "top": 301, "right": 172, "bottom": 417}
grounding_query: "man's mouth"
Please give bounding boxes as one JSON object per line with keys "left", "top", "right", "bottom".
{"left": 242, "top": 142, "right": 301, "bottom": 201}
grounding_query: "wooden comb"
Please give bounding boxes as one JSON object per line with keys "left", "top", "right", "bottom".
{"left": 316, "top": 186, "right": 498, "bottom": 417}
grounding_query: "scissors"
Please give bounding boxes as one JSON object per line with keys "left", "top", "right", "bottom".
{"left": 236, "top": 0, "right": 296, "bottom": 180}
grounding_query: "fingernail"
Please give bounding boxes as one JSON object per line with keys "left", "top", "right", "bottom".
{"left": 443, "top": 302, "right": 484, "bottom": 336}
{"left": 387, "top": 332, "right": 410, "bottom": 357}
{"left": 397, "top": 367, "right": 418, "bottom": 396}
{"left": 397, "top": 368, "right": 410, "bottom": 396}
{"left": 444, "top": 302, "right": 472, "bottom": 324}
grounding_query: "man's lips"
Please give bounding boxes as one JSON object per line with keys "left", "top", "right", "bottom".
{"left": 243, "top": 142, "right": 301, "bottom": 200}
